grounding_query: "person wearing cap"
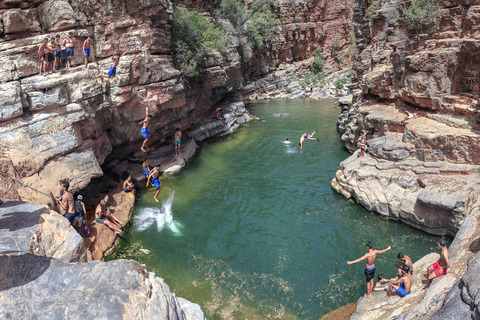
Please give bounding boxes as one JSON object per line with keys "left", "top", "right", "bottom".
{"left": 123, "top": 175, "right": 135, "bottom": 194}
{"left": 423, "top": 239, "right": 450, "bottom": 289}
{"left": 54, "top": 34, "right": 62, "bottom": 70}
{"left": 98, "top": 49, "right": 129, "bottom": 79}
{"left": 386, "top": 264, "right": 412, "bottom": 298}
{"left": 46, "top": 37, "right": 56, "bottom": 74}
{"left": 82, "top": 34, "right": 94, "bottom": 69}
{"left": 62, "top": 31, "right": 77, "bottom": 69}
{"left": 38, "top": 38, "right": 49, "bottom": 75}
{"left": 146, "top": 162, "right": 161, "bottom": 203}
{"left": 139, "top": 107, "right": 152, "bottom": 152}
{"left": 73, "top": 195, "right": 87, "bottom": 230}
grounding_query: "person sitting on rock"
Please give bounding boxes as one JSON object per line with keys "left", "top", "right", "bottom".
{"left": 101, "top": 195, "right": 123, "bottom": 229}
{"left": 95, "top": 199, "right": 121, "bottom": 235}
{"left": 423, "top": 239, "right": 450, "bottom": 290}
{"left": 299, "top": 130, "right": 319, "bottom": 153}
{"left": 146, "top": 162, "right": 162, "bottom": 203}
{"left": 142, "top": 159, "right": 151, "bottom": 178}
{"left": 47, "top": 37, "right": 57, "bottom": 74}
{"left": 139, "top": 107, "right": 152, "bottom": 152}
{"left": 373, "top": 274, "right": 388, "bottom": 292}
{"left": 56, "top": 180, "right": 75, "bottom": 225}
{"left": 402, "top": 110, "right": 415, "bottom": 124}
{"left": 62, "top": 31, "right": 77, "bottom": 69}
{"left": 83, "top": 34, "right": 94, "bottom": 70}
{"left": 54, "top": 34, "right": 62, "bottom": 71}
{"left": 38, "top": 38, "right": 48, "bottom": 75}
{"left": 174, "top": 128, "right": 182, "bottom": 157}
{"left": 386, "top": 265, "right": 412, "bottom": 298}
{"left": 98, "top": 49, "right": 129, "bottom": 79}
{"left": 347, "top": 242, "right": 391, "bottom": 298}
{"left": 123, "top": 175, "right": 135, "bottom": 194}
{"left": 216, "top": 108, "right": 227, "bottom": 124}
{"left": 73, "top": 195, "right": 87, "bottom": 231}
{"left": 397, "top": 252, "right": 413, "bottom": 277}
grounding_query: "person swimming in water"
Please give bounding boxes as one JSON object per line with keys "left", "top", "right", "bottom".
{"left": 283, "top": 138, "right": 292, "bottom": 145}
{"left": 299, "top": 130, "right": 319, "bottom": 152}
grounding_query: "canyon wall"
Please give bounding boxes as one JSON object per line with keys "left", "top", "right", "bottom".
{"left": 333, "top": 0, "right": 480, "bottom": 318}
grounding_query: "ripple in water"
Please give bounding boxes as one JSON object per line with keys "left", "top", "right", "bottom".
{"left": 134, "top": 192, "right": 183, "bottom": 236}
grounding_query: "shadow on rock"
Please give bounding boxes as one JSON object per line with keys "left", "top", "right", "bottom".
{"left": 0, "top": 253, "right": 51, "bottom": 291}
{"left": 0, "top": 209, "right": 44, "bottom": 232}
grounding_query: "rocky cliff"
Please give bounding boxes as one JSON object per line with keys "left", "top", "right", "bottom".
{"left": 332, "top": 0, "right": 480, "bottom": 318}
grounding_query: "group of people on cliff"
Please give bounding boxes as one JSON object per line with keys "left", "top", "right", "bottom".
{"left": 37, "top": 31, "right": 128, "bottom": 79}
{"left": 347, "top": 239, "right": 450, "bottom": 299}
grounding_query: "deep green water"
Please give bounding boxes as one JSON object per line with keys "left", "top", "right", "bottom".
{"left": 111, "top": 99, "right": 437, "bottom": 319}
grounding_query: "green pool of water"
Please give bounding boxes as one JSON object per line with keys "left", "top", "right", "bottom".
{"left": 111, "top": 99, "right": 437, "bottom": 319}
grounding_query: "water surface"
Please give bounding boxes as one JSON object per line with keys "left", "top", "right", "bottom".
{"left": 112, "top": 99, "right": 437, "bottom": 319}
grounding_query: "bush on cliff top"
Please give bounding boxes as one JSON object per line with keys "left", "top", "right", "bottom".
{"left": 401, "top": 0, "right": 440, "bottom": 30}
{"left": 171, "top": 8, "right": 225, "bottom": 79}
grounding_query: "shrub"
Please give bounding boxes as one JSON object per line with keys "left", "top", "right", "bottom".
{"left": 334, "top": 77, "right": 351, "bottom": 90}
{"left": 171, "top": 8, "right": 225, "bottom": 79}
{"left": 365, "top": 0, "right": 381, "bottom": 21}
{"left": 300, "top": 71, "right": 324, "bottom": 89}
{"left": 311, "top": 49, "right": 325, "bottom": 74}
{"left": 401, "top": 0, "right": 440, "bottom": 30}
{"left": 285, "top": 87, "right": 293, "bottom": 94}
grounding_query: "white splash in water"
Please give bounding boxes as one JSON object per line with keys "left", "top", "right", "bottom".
{"left": 134, "top": 192, "right": 183, "bottom": 236}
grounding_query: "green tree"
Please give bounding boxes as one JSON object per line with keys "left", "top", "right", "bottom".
{"left": 217, "top": 0, "right": 281, "bottom": 63}
{"left": 311, "top": 49, "right": 325, "bottom": 74}
{"left": 171, "top": 8, "right": 226, "bottom": 79}
{"left": 401, "top": 0, "right": 440, "bottom": 30}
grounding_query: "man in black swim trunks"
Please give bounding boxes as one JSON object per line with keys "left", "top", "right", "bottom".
{"left": 47, "top": 37, "right": 56, "bottom": 74}
{"left": 38, "top": 38, "right": 48, "bottom": 75}
{"left": 347, "top": 242, "right": 391, "bottom": 298}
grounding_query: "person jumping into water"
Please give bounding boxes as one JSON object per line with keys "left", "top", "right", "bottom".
{"left": 347, "top": 242, "right": 391, "bottom": 298}
{"left": 142, "top": 159, "right": 151, "bottom": 178}
{"left": 139, "top": 107, "right": 152, "bottom": 152}
{"left": 146, "top": 162, "right": 162, "bottom": 202}
{"left": 299, "top": 130, "right": 319, "bottom": 152}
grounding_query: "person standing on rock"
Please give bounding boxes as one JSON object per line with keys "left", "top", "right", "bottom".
{"left": 359, "top": 132, "right": 367, "bottom": 157}
{"left": 139, "top": 107, "right": 152, "bottom": 152}
{"left": 62, "top": 31, "right": 77, "bottom": 69}
{"left": 73, "top": 195, "right": 87, "bottom": 231}
{"left": 95, "top": 199, "right": 121, "bottom": 235}
{"left": 397, "top": 253, "right": 413, "bottom": 277}
{"left": 423, "top": 239, "right": 450, "bottom": 290}
{"left": 174, "top": 128, "right": 182, "bottom": 157}
{"left": 142, "top": 159, "right": 151, "bottom": 178}
{"left": 47, "top": 37, "right": 57, "bottom": 74}
{"left": 56, "top": 180, "right": 75, "bottom": 225}
{"left": 146, "top": 163, "right": 161, "bottom": 203}
{"left": 38, "top": 38, "right": 48, "bottom": 75}
{"left": 98, "top": 49, "right": 129, "bottom": 79}
{"left": 54, "top": 34, "right": 63, "bottom": 71}
{"left": 83, "top": 34, "right": 94, "bottom": 70}
{"left": 386, "top": 265, "right": 412, "bottom": 298}
{"left": 347, "top": 242, "right": 391, "bottom": 298}
{"left": 299, "top": 130, "right": 319, "bottom": 152}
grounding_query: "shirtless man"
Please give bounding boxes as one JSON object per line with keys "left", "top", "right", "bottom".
{"left": 146, "top": 162, "right": 161, "bottom": 202}
{"left": 142, "top": 159, "right": 151, "bottom": 178}
{"left": 54, "top": 34, "right": 62, "bottom": 70}
{"left": 347, "top": 242, "right": 391, "bottom": 298}
{"left": 47, "top": 37, "right": 56, "bottom": 74}
{"left": 123, "top": 175, "right": 135, "bottom": 194}
{"left": 359, "top": 132, "right": 367, "bottom": 158}
{"left": 101, "top": 195, "right": 123, "bottom": 229}
{"left": 387, "top": 265, "right": 412, "bottom": 298}
{"left": 283, "top": 138, "right": 292, "bottom": 146}
{"left": 299, "top": 130, "right": 319, "bottom": 152}
{"left": 38, "top": 38, "right": 49, "bottom": 75}
{"left": 174, "top": 128, "right": 182, "bottom": 157}
{"left": 95, "top": 199, "right": 121, "bottom": 234}
{"left": 82, "top": 34, "right": 94, "bottom": 69}
{"left": 423, "top": 239, "right": 450, "bottom": 289}
{"left": 397, "top": 252, "right": 414, "bottom": 277}
{"left": 139, "top": 107, "right": 152, "bottom": 152}
{"left": 62, "top": 31, "right": 77, "bottom": 69}
{"left": 99, "top": 49, "right": 129, "bottom": 79}
{"left": 56, "top": 181, "right": 76, "bottom": 225}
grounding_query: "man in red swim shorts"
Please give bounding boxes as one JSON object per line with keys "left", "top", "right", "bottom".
{"left": 423, "top": 239, "right": 450, "bottom": 289}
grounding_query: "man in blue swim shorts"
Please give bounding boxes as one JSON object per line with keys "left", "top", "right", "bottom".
{"left": 82, "top": 34, "right": 94, "bottom": 69}
{"left": 62, "top": 31, "right": 77, "bottom": 69}
{"left": 142, "top": 159, "right": 151, "bottom": 177}
{"left": 387, "top": 265, "right": 412, "bottom": 298}
{"left": 99, "top": 49, "right": 129, "bottom": 79}
{"left": 146, "top": 162, "right": 162, "bottom": 202}
{"left": 139, "top": 107, "right": 153, "bottom": 152}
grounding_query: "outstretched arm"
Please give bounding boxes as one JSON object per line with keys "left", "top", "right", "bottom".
{"left": 347, "top": 253, "right": 368, "bottom": 265}
{"left": 377, "top": 246, "right": 391, "bottom": 254}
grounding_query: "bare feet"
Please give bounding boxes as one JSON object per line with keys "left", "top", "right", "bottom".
{"left": 154, "top": 198, "right": 159, "bottom": 203}
{"left": 364, "top": 293, "right": 371, "bottom": 298}
{"left": 141, "top": 147, "right": 146, "bottom": 152}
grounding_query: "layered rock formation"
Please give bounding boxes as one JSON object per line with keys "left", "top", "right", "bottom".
{"left": 0, "top": 200, "right": 205, "bottom": 320}
{"left": 333, "top": 0, "right": 480, "bottom": 318}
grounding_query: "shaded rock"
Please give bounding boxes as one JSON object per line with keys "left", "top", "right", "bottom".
{"left": 2, "top": 8, "right": 41, "bottom": 35}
